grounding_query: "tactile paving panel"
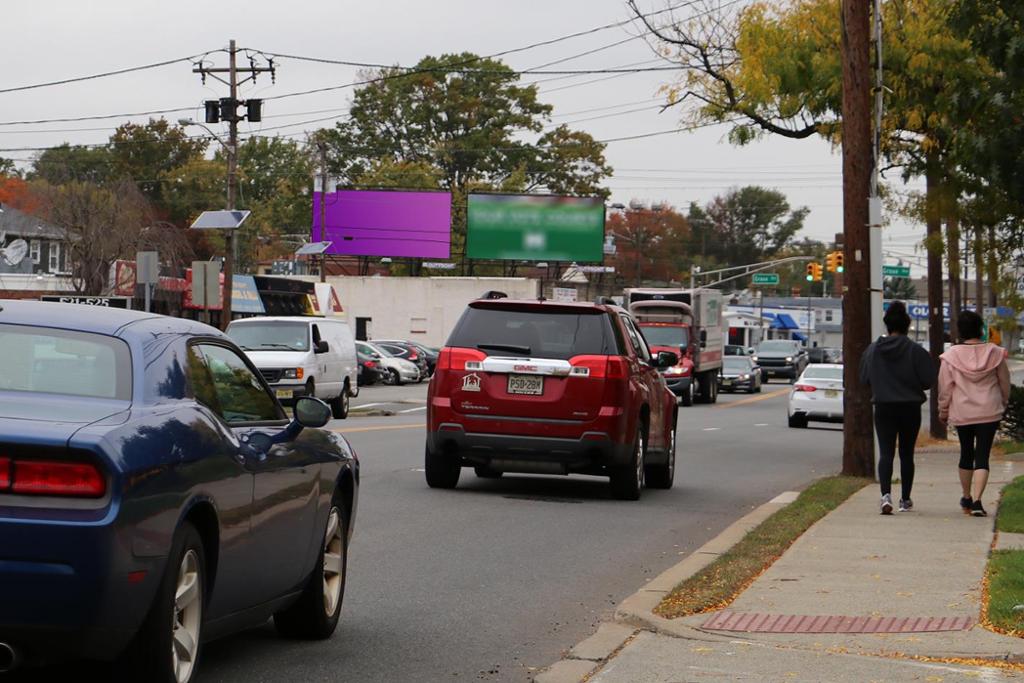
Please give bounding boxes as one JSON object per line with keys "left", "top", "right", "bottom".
{"left": 701, "top": 611, "right": 975, "bottom": 633}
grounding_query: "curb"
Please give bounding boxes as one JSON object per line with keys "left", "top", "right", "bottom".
{"left": 532, "top": 492, "right": 797, "bottom": 682}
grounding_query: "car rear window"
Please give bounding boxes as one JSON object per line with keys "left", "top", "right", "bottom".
{"left": 803, "top": 366, "right": 844, "bottom": 380}
{"left": 448, "top": 306, "right": 620, "bottom": 360}
{"left": 0, "top": 324, "right": 131, "bottom": 400}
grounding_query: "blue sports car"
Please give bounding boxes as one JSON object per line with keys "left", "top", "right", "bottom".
{"left": 0, "top": 301, "right": 359, "bottom": 682}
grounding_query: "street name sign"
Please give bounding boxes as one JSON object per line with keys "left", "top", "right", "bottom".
{"left": 751, "top": 273, "right": 780, "bottom": 285}
{"left": 882, "top": 265, "right": 911, "bottom": 278}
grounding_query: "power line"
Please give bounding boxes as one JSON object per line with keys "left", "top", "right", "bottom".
{"left": 0, "top": 53, "right": 217, "bottom": 95}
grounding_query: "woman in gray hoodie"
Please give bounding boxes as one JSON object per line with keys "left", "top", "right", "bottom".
{"left": 859, "top": 302, "right": 937, "bottom": 514}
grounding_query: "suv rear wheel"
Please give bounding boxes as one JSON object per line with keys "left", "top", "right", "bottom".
{"left": 425, "top": 445, "right": 461, "bottom": 489}
{"left": 610, "top": 425, "right": 645, "bottom": 501}
{"left": 645, "top": 425, "right": 675, "bottom": 489}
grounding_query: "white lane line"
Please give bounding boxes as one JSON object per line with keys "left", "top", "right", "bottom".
{"left": 703, "top": 427, "right": 720, "bottom": 431}
{"left": 399, "top": 406, "right": 426, "bottom": 414}
{"left": 755, "top": 423, "right": 770, "bottom": 427}
{"left": 353, "top": 402, "right": 386, "bottom": 409}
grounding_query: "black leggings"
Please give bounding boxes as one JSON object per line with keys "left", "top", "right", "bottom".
{"left": 874, "top": 402, "right": 922, "bottom": 500}
{"left": 956, "top": 421, "right": 999, "bottom": 471}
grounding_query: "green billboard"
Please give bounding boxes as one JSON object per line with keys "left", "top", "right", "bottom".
{"left": 466, "top": 193, "right": 605, "bottom": 262}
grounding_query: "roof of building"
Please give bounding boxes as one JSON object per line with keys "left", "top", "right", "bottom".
{"left": 0, "top": 204, "right": 65, "bottom": 240}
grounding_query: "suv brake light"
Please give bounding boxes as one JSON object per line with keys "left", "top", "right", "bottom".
{"left": 438, "top": 348, "right": 487, "bottom": 372}
{"left": 570, "top": 355, "right": 628, "bottom": 379}
{"left": 2, "top": 458, "right": 106, "bottom": 498}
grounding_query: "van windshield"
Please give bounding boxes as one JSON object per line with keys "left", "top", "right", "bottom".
{"left": 227, "top": 322, "right": 310, "bottom": 352}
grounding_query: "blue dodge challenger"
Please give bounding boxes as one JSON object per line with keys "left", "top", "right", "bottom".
{"left": 0, "top": 300, "right": 359, "bottom": 682}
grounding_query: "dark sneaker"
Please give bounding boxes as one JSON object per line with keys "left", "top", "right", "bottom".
{"left": 971, "top": 500, "right": 988, "bottom": 517}
{"left": 898, "top": 499, "right": 913, "bottom": 512}
{"left": 880, "top": 493, "right": 893, "bottom": 515}
{"left": 960, "top": 496, "right": 973, "bottom": 514}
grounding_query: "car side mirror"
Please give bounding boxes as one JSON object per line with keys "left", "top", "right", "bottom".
{"left": 294, "top": 396, "right": 331, "bottom": 428}
{"left": 655, "top": 351, "right": 679, "bottom": 368}
{"left": 315, "top": 340, "right": 330, "bottom": 354}
{"left": 748, "top": 347, "right": 755, "bottom": 355}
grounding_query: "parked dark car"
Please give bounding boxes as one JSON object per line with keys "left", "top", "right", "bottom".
{"left": 808, "top": 346, "right": 842, "bottom": 364}
{"left": 357, "top": 349, "right": 385, "bottom": 386}
{"left": 427, "top": 295, "right": 679, "bottom": 500}
{"left": 718, "top": 356, "right": 762, "bottom": 393}
{"left": 0, "top": 301, "right": 359, "bottom": 682}
{"left": 373, "top": 341, "right": 429, "bottom": 380}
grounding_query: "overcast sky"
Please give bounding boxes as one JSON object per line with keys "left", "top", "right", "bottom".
{"left": 1, "top": 0, "right": 926, "bottom": 273}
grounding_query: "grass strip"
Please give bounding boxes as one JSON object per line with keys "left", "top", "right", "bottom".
{"left": 655, "top": 475, "right": 871, "bottom": 619}
{"left": 996, "top": 476, "right": 1024, "bottom": 534}
{"left": 984, "top": 550, "right": 1024, "bottom": 635}
{"left": 996, "top": 441, "right": 1024, "bottom": 460}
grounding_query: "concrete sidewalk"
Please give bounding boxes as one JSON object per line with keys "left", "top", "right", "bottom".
{"left": 541, "top": 449, "right": 1024, "bottom": 682}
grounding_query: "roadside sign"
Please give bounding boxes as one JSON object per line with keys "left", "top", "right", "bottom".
{"left": 751, "top": 273, "right": 780, "bottom": 285}
{"left": 191, "top": 261, "right": 221, "bottom": 309}
{"left": 41, "top": 295, "right": 131, "bottom": 309}
{"left": 882, "top": 265, "right": 911, "bottom": 278}
{"left": 552, "top": 286, "right": 578, "bottom": 303}
{"left": 136, "top": 251, "right": 159, "bottom": 285}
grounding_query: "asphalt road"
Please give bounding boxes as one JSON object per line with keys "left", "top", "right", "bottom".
{"left": 9, "top": 379, "right": 843, "bottom": 682}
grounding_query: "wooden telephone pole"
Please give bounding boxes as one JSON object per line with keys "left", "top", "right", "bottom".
{"left": 840, "top": 0, "right": 875, "bottom": 477}
{"left": 193, "top": 40, "right": 275, "bottom": 329}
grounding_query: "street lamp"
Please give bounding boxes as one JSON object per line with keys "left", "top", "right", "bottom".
{"left": 179, "top": 117, "right": 239, "bottom": 330}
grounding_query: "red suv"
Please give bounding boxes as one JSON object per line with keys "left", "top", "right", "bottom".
{"left": 425, "top": 295, "right": 679, "bottom": 500}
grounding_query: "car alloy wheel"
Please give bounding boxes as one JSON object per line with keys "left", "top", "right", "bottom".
{"left": 634, "top": 430, "right": 646, "bottom": 491}
{"left": 172, "top": 549, "right": 202, "bottom": 683}
{"left": 322, "top": 507, "right": 345, "bottom": 618}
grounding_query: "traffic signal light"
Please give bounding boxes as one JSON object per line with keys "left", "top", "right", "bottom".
{"left": 825, "top": 250, "right": 845, "bottom": 273}
{"left": 805, "top": 262, "right": 823, "bottom": 282}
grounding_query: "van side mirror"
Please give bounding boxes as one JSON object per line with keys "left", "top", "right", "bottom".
{"left": 315, "top": 340, "right": 330, "bottom": 354}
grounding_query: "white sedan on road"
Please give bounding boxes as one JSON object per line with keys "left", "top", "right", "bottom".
{"left": 787, "top": 364, "right": 844, "bottom": 428}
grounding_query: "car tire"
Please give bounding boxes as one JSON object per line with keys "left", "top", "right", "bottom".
{"left": 383, "top": 368, "right": 398, "bottom": 386}
{"left": 330, "top": 384, "right": 350, "bottom": 420}
{"left": 788, "top": 414, "right": 808, "bottom": 428}
{"left": 680, "top": 381, "right": 694, "bottom": 407}
{"left": 306, "top": 378, "right": 316, "bottom": 400}
{"left": 394, "top": 369, "right": 405, "bottom": 386}
{"left": 274, "top": 499, "right": 347, "bottom": 640}
{"left": 117, "top": 522, "right": 205, "bottom": 683}
{"left": 474, "top": 465, "right": 503, "bottom": 479}
{"left": 707, "top": 375, "right": 718, "bottom": 404}
{"left": 425, "top": 445, "right": 461, "bottom": 489}
{"left": 610, "top": 425, "right": 645, "bottom": 501}
{"left": 645, "top": 425, "right": 675, "bottom": 490}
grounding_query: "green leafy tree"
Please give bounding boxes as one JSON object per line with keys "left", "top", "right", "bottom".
{"left": 110, "top": 118, "right": 208, "bottom": 202}
{"left": 608, "top": 203, "right": 690, "bottom": 285}
{"left": 689, "top": 186, "right": 807, "bottom": 266}
{"left": 0, "top": 157, "right": 18, "bottom": 177}
{"left": 884, "top": 276, "right": 918, "bottom": 300}
{"left": 30, "top": 144, "right": 114, "bottom": 185}
{"left": 317, "top": 53, "right": 612, "bottom": 255}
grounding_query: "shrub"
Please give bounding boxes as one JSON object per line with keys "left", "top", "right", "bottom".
{"left": 1003, "top": 385, "right": 1024, "bottom": 442}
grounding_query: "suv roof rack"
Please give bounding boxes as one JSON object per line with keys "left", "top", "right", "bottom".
{"left": 480, "top": 290, "right": 508, "bottom": 300}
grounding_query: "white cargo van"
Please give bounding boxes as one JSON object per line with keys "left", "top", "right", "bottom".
{"left": 226, "top": 316, "right": 358, "bottom": 419}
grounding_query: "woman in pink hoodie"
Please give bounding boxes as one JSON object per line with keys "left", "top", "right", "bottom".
{"left": 938, "top": 310, "right": 1011, "bottom": 517}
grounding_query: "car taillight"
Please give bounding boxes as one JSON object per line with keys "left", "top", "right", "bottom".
{"left": 569, "top": 355, "right": 628, "bottom": 379}
{"left": 363, "top": 360, "right": 377, "bottom": 368}
{"left": 438, "top": 348, "right": 487, "bottom": 371}
{"left": 0, "top": 458, "right": 9, "bottom": 490}
{"left": 409, "top": 353, "right": 419, "bottom": 360}
{"left": 794, "top": 384, "right": 817, "bottom": 392}
{"left": 7, "top": 459, "right": 106, "bottom": 498}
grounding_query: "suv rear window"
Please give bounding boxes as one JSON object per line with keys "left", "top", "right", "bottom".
{"left": 448, "top": 306, "right": 621, "bottom": 360}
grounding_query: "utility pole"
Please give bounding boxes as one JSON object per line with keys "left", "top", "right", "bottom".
{"left": 193, "top": 40, "right": 275, "bottom": 330}
{"left": 840, "top": 0, "right": 874, "bottom": 477}
{"left": 318, "top": 140, "right": 328, "bottom": 284}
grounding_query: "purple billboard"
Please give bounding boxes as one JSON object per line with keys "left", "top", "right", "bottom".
{"left": 311, "top": 189, "right": 452, "bottom": 259}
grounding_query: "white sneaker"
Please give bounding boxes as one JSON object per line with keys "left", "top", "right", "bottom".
{"left": 880, "top": 493, "right": 893, "bottom": 515}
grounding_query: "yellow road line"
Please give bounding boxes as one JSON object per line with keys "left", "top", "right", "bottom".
{"left": 331, "top": 423, "right": 424, "bottom": 434}
{"left": 716, "top": 387, "right": 790, "bottom": 408}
